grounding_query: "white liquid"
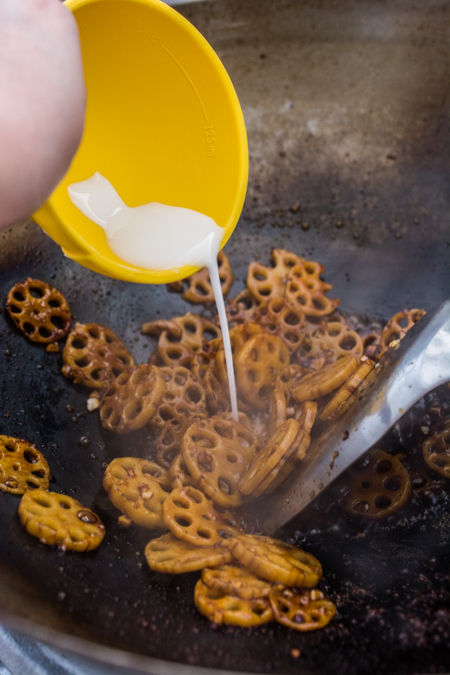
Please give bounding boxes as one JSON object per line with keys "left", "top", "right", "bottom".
{"left": 68, "top": 172, "right": 238, "bottom": 420}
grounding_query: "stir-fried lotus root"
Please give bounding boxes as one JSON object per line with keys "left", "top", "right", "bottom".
{"left": 319, "top": 356, "right": 375, "bottom": 421}
{"left": 268, "top": 389, "right": 288, "bottom": 436}
{"left": 422, "top": 423, "right": 450, "bottom": 479}
{"left": 18, "top": 490, "right": 105, "bottom": 552}
{"left": 155, "top": 416, "right": 205, "bottom": 469}
{"left": 293, "top": 355, "right": 359, "bottom": 402}
{"left": 62, "top": 322, "right": 134, "bottom": 389}
{"left": 255, "top": 298, "right": 306, "bottom": 354}
{"left": 142, "top": 313, "right": 220, "bottom": 369}
{"left": 182, "top": 252, "right": 234, "bottom": 304}
{"left": 103, "top": 457, "right": 172, "bottom": 529}
{"left": 226, "top": 289, "right": 260, "bottom": 326}
{"left": 235, "top": 334, "right": 290, "bottom": 410}
{"left": 247, "top": 249, "right": 303, "bottom": 303}
{"left": 195, "top": 579, "right": 273, "bottom": 626}
{"left": 230, "top": 535, "right": 322, "bottom": 588}
{"left": 380, "top": 308, "right": 426, "bottom": 349}
{"left": 100, "top": 364, "right": 165, "bottom": 434}
{"left": 150, "top": 366, "right": 206, "bottom": 431}
{"left": 6, "top": 278, "right": 72, "bottom": 343}
{"left": 214, "top": 323, "right": 265, "bottom": 385}
{"left": 162, "top": 486, "right": 242, "bottom": 546}
{"left": 276, "top": 364, "right": 307, "bottom": 393}
{"left": 269, "top": 586, "right": 336, "bottom": 632}
{"left": 299, "top": 321, "right": 363, "bottom": 367}
{"left": 0, "top": 436, "right": 50, "bottom": 494}
{"left": 202, "top": 564, "right": 272, "bottom": 600}
{"left": 145, "top": 533, "right": 233, "bottom": 574}
{"left": 181, "top": 416, "right": 258, "bottom": 508}
{"left": 168, "top": 453, "right": 197, "bottom": 489}
{"left": 285, "top": 261, "right": 340, "bottom": 317}
{"left": 338, "top": 449, "right": 411, "bottom": 519}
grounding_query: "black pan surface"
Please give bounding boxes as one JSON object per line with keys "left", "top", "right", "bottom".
{"left": 0, "top": 0, "right": 449, "bottom": 673}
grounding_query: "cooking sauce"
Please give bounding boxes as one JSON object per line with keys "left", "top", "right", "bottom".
{"left": 68, "top": 172, "right": 238, "bottom": 420}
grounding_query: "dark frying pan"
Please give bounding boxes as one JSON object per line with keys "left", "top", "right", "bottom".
{"left": 0, "top": 0, "right": 449, "bottom": 673}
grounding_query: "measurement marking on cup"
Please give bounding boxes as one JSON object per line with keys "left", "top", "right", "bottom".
{"left": 205, "top": 125, "right": 218, "bottom": 157}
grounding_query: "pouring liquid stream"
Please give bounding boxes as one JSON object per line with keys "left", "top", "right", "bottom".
{"left": 68, "top": 172, "right": 239, "bottom": 420}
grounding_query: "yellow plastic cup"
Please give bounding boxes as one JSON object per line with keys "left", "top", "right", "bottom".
{"left": 33, "top": 0, "right": 248, "bottom": 284}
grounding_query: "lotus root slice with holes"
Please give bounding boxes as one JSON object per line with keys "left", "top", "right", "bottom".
{"left": 292, "top": 355, "right": 359, "bottom": 402}
{"left": 181, "top": 416, "right": 258, "bottom": 508}
{"left": 235, "top": 334, "right": 290, "bottom": 410}
{"left": 255, "top": 298, "right": 306, "bottom": 354}
{"left": 100, "top": 364, "right": 165, "bottom": 433}
{"left": 269, "top": 585, "right": 336, "bottom": 631}
{"left": 422, "top": 423, "right": 450, "bottom": 480}
{"left": 285, "top": 262, "right": 340, "bottom": 317}
{"left": 145, "top": 533, "right": 233, "bottom": 574}
{"left": 6, "top": 278, "right": 72, "bottom": 343}
{"left": 103, "top": 457, "right": 172, "bottom": 529}
{"left": 0, "top": 436, "right": 50, "bottom": 494}
{"left": 168, "top": 453, "right": 197, "bottom": 489}
{"left": 162, "top": 486, "right": 242, "bottom": 547}
{"left": 229, "top": 535, "right": 322, "bottom": 588}
{"left": 62, "top": 322, "right": 134, "bottom": 389}
{"left": 194, "top": 579, "right": 273, "bottom": 626}
{"left": 202, "top": 564, "right": 272, "bottom": 600}
{"left": 155, "top": 415, "right": 205, "bottom": 470}
{"left": 226, "top": 289, "right": 260, "bottom": 326}
{"left": 338, "top": 449, "right": 411, "bottom": 519}
{"left": 18, "top": 489, "right": 105, "bottom": 551}
{"left": 380, "top": 308, "right": 426, "bottom": 349}
{"left": 305, "top": 321, "right": 364, "bottom": 364}
{"left": 246, "top": 249, "right": 304, "bottom": 303}
{"left": 150, "top": 366, "right": 206, "bottom": 431}
{"left": 182, "top": 252, "right": 234, "bottom": 304}
{"left": 319, "top": 356, "right": 375, "bottom": 421}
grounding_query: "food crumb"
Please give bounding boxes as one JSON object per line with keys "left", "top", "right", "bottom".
{"left": 87, "top": 397, "right": 100, "bottom": 412}
{"left": 46, "top": 343, "right": 59, "bottom": 353}
{"left": 290, "top": 648, "right": 301, "bottom": 658}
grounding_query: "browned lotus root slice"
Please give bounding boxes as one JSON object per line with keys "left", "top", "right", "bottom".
{"left": 191, "top": 340, "right": 219, "bottom": 382}
{"left": 252, "top": 428, "right": 311, "bottom": 498}
{"left": 338, "top": 449, "right": 411, "bottom": 519}
{"left": 142, "top": 313, "right": 220, "bottom": 369}
{"left": 422, "top": 423, "right": 450, "bottom": 479}
{"left": 150, "top": 366, "right": 206, "bottom": 431}
{"left": 155, "top": 415, "right": 204, "bottom": 469}
{"left": 182, "top": 252, "right": 234, "bottom": 304}
{"left": 275, "top": 364, "right": 307, "bottom": 393}
{"left": 247, "top": 249, "right": 304, "bottom": 303}
{"left": 62, "top": 322, "right": 134, "bottom": 389}
{"left": 293, "top": 355, "right": 358, "bottom": 402}
{"left": 269, "top": 585, "right": 336, "bottom": 632}
{"left": 145, "top": 533, "right": 233, "bottom": 574}
{"left": 168, "top": 453, "right": 197, "bottom": 489}
{"left": 18, "top": 489, "right": 105, "bottom": 552}
{"left": 162, "top": 486, "right": 242, "bottom": 546}
{"left": 99, "top": 364, "right": 165, "bottom": 433}
{"left": 299, "top": 321, "right": 364, "bottom": 367}
{"left": 319, "top": 356, "right": 375, "bottom": 421}
{"left": 295, "top": 401, "right": 318, "bottom": 434}
{"left": 215, "top": 322, "right": 265, "bottom": 385}
{"left": 103, "top": 457, "right": 172, "bottom": 529}
{"left": 202, "top": 564, "right": 272, "bottom": 600}
{"left": 238, "top": 419, "right": 300, "bottom": 496}
{"left": 182, "top": 416, "right": 258, "bottom": 508}
{"left": 380, "top": 308, "right": 426, "bottom": 349}
{"left": 229, "top": 535, "right": 322, "bottom": 588}
{"left": 203, "top": 364, "right": 231, "bottom": 414}
{"left": 256, "top": 298, "right": 306, "bottom": 354}
{"left": 268, "top": 389, "right": 287, "bottom": 436}
{"left": 6, "top": 278, "right": 72, "bottom": 344}
{"left": 235, "top": 334, "right": 290, "bottom": 410}
{"left": 226, "top": 289, "right": 260, "bottom": 326}
{"left": 195, "top": 579, "right": 273, "bottom": 626}
{"left": 285, "top": 262, "right": 340, "bottom": 317}
{"left": 0, "top": 436, "right": 50, "bottom": 494}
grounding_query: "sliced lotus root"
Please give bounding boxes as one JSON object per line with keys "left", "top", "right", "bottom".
{"left": 191, "top": 339, "right": 219, "bottom": 382}
{"left": 99, "top": 364, "right": 165, "bottom": 434}
{"left": 145, "top": 533, "right": 233, "bottom": 574}
{"left": 155, "top": 415, "right": 204, "bottom": 469}
{"left": 238, "top": 419, "right": 300, "bottom": 496}
{"left": 103, "top": 457, "right": 172, "bottom": 529}
{"left": 295, "top": 401, "right": 318, "bottom": 434}
{"left": 292, "top": 355, "right": 359, "bottom": 402}
{"left": 162, "top": 486, "right": 242, "bottom": 546}
{"left": 142, "top": 313, "right": 220, "bottom": 369}
{"left": 235, "top": 334, "right": 290, "bottom": 410}
{"left": 275, "top": 364, "right": 307, "bottom": 393}
{"left": 247, "top": 248, "right": 304, "bottom": 303}
{"left": 285, "top": 262, "right": 340, "bottom": 318}
{"left": 299, "top": 321, "right": 364, "bottom": 368}
{"left": 202, "top": 364, "right": 231, "bottom": 414}
{"left": 181, "top": 416, "right": 258, "bottom": 508}
{"left": 380, "top": 308, "right": 426, "bottom": 349}
{"left": 226, "top": 289, "right": 260, "bottom": 326}
{"left": 215, "top": 322, "right": 265, "bottom": 385}
{"left": 168, "top": 453, "right": 197, "bottom": 489}
{"left": 268, "top": 389, "right": 287, "bottom": 436}
{"left": 0, "top": 436, "right": 50, "bottom": 494}
{"left": 422, "top": 423, "right": 450, "bottom": 479}
{"left": 194, "top": 579, "right": 273, "bottom": 626}
{"left": 18, "top": 489, "right": 105, "bottom": 552}
{"left": 229, "top": 535, "right": 322, "bottom": 588}
{"left": 319, "top": 356, "right": 375, "bottom": 421}
{"left": 62, "top": 322, "right": 134, "bottom": 390}
{"left": 338, "top": 449, "right": 411, "bottom": 519}
{"left": 150, "top": 366, "right": 206, "bottom": 431}
{"left": 202, "top": 564, "right": 272, "bottom": 600}
{"left": 6, "top": 278, "right": 72, "bottom": 344}
{"left": 182, "top": 252, "right": 234, "bottom": 304}
{"left": 255, "top": 298, "right": 306, "bottom": 354}
{"left": 269, "top": 585, "right": 336, "bottom": 632}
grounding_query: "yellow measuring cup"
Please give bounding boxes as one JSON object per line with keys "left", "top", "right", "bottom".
{"left": 33, "top": 0, "right": 248, "bottom": 284}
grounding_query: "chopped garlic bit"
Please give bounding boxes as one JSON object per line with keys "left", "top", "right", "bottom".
{"left": 87, "top": 397, "right": 100, "bottom": 412}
